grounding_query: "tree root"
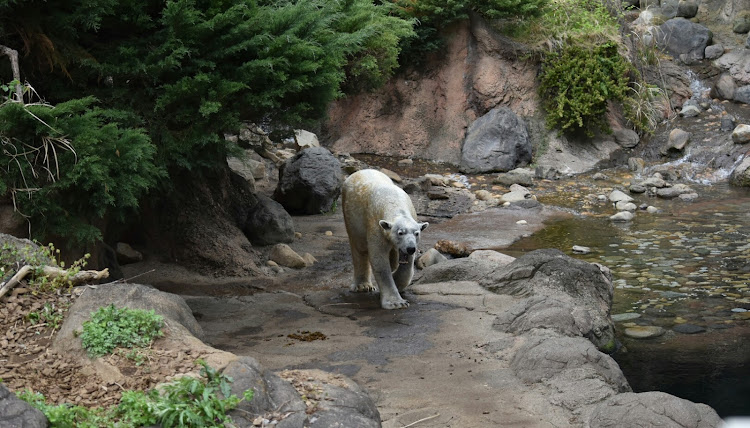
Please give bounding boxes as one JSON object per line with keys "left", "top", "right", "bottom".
{"left": 0, "top": 265, "right": 109, "bottom": 300}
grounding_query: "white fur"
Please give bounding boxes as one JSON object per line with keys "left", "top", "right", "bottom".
{"left": 342, "top": 169, "right": 428, "bottom": 309}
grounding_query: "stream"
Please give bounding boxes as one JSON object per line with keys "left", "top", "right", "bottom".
{"left": 503, "top": 169, "right": 750, "bottom": 418}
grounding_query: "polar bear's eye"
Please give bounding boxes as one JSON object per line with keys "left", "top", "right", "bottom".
{"left": 398, "top": 230, "right": 406, "bottom": 236}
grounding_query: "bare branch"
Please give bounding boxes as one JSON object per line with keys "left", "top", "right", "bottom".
{"left": 0, "top": 44, "right": 23, "bottom": 102}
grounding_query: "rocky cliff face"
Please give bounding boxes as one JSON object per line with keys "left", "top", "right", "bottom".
{"left": 323, "top": 16, "right": 539, "bottom": 166}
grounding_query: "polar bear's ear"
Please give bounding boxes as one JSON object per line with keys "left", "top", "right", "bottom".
{"left": 379, "top": 220, "right": 393, "bottom": 230}
{"left": 419, "top": 222, "right": 429, "bottom": 231}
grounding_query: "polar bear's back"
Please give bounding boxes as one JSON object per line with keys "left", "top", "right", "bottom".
{"left": 342, "top": 169, "right": 416, "bottom": 224}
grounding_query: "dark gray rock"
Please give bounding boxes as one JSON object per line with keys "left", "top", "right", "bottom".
{"left": 730, "top": 157, "right": 750, "bottom": 187}
{"left": 656, "top": 184, "right": 695, "bottom": 199}
{"left": 656, "top": 18, "right": 712, "bottom": 62}
{"left": 274, "top": 147, "right": 342, "bottom": 215}
{"left": 628, "top": 157, "right": 645, "bottom": 174}
{"left": 225, "top": 357, "right": 306, "bottom": 428}
{"left": 660, "top": 0, "right": 679, "bottom": 18}
{"left": 459, "top": 107, "right": 531, "bottom": 174}
{"left": 721, "top": 114, "right": 737, "bottom": 132}
{"left": 588, "top": 391, "right": 722, "bottom": 428}
{"left": 244, "top": 194, "right": 295, "bottom": 246}
{"left": 673, "top": 324, "right": 706, "bottom": 334}
{"left": 492, "top": 168, "right": 535, "bottom": 187}
{"left": 613, "top": 128, "right": 639, "bottom": 149}
{"left": 735, "top": 85, "right": 750, "bottom": 105}
{"left": 704, "top": 45, "right": 724, "bottom": 60}
{"left": 0, "top": 383, "right": 47, "bottom": 428}
{"left": 226, "top": 359, "right": 380, "bottom": 428}
{"left": 733, "top": 11, "right": 750, "bottom": 33}
{"left": 677, "top": 0, "right": 699, "bottom": 18}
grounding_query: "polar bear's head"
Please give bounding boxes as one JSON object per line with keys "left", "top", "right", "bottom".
{"left": 380, "top": 216, "right": 429, "bottom": 263}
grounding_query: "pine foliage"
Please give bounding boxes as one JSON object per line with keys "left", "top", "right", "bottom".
{"left": 0, "top": 0, "right": 414, "bottom": 244}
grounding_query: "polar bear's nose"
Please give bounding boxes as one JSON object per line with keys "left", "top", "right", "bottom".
{"left": 407, "top": 246, "right": 416, "bottom": 255}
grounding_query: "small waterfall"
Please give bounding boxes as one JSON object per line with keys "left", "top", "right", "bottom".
{"left": 639, "top": 69, "right": 744, "bottom": 185}
{"left": 686, "top": 69, "right": 711, "bottom": 101}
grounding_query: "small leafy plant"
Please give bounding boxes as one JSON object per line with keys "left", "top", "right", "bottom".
{"left": 18, "top": 360, "right": 253, "bottom": 427}
{"left": 80, "top": 304, "right": 164, "bottom": 357}
{"left": 26, "top": 302, "right": 67, "bottom": 329}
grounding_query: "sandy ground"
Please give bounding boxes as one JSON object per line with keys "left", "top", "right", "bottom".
{"left": 173, "top": 206, "right": 572, "bottom": 427}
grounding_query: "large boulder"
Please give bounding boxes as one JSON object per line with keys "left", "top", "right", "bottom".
{"left": 0, "top": 383, "right": 47, "bottom": 428}
{"left": 510, "top": 335, "right": 630, "bottom": 392}
{"left": 655, "top": 18, "right": 713, "bottom": 62}
{"left": 714, "top": 73, "right": 737, "bottom": 100}
{"left": 715, "top": 49, "right": 750, "bottom": 85}
{"left": 588, "top": 391, "right": 722, "bottom": 428}
{"left": 226, "top": 360, "right": 382, "bottom": 428}
{"left": 480, "top": 249, "right": 615, "bottom": 352}
{"left": 418, "top": 249, "right": 616, "bottom": 352}
{"left": 274, "top": 147, "right": 342, "bottom": 215}
{"left": 459, "top": 107, "right": 531, "bottom": 174}
{"left": 243, "top": 194, "right": 295, "bottom": 246}
{"left": 53, "top": 284, "right": 208, "bottom": 354}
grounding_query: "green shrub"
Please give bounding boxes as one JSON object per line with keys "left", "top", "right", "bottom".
{"left": 539, "top": 41, "right": 630, "bottom": 136}
{"left": 18, "top": 360, "right": 253, "bottom": 428}
{"left": 0, "top": 92, "right": 162, "bottom": 245}
{"left": 80, "top": 304, "right": 164, "bottom": 357}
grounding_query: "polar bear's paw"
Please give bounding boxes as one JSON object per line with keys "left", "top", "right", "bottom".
{"left": 382, "top": 298, "right": 409, "bottom": 310}
{"left": 351, "top": 282, "right": 377, "bottom": 293}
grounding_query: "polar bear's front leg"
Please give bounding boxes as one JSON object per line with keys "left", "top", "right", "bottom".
{"left": 350, "top": 245, "right": 376, "bottom": 293}
{"left": 369, "top": 253, "right": 409, "bottom": 310}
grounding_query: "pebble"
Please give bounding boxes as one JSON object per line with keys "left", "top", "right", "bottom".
{"left": 572, "top": 245, "right": 591, "bottom": 254}
{"left": 612, "top": 313, "right": 641, "bottom": 322}
{"left": 624, "top": 326, "right": 665, "bottom": 339}
{"left": 672, "top": 324, "right": 706, "bottom": 334}
{"left": 610, "top": 211, "right": 634, "bottom": 222}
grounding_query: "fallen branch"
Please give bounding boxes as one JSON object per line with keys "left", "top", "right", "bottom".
{"left": 0, "top": 265, "right": 32, "bottom": 300}
{"left": 40, "top": 266, "right": 109, "bottom": 284}
{"left": 0, "top": 265, "right": 109, "bottom": 300}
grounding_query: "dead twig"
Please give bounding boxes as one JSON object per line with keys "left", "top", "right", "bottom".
{"left": 401, "top": 413, "right": 440, "bottom": 428}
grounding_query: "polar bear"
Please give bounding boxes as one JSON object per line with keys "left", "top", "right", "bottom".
{"left": 342, "top": 169, "right": 428, "bottom": 309}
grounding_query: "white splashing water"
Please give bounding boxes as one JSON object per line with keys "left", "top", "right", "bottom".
{"left": 686, "top": 69, "right": 711, "bottom": 100}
